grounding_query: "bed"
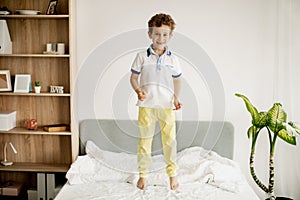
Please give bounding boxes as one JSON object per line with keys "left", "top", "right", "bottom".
{"left": 55, "top": 119, "right": 259, "bottom": 200}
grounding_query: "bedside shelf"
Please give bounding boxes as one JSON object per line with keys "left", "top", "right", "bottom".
{"left": 0, "top": 127, "right": 71, "bottom": 136}
{"left": 0, "top": 162, "right": 69, "bottom": 173}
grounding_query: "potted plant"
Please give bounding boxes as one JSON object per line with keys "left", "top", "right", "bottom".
{"left": 235, "top": 93, "right": 299, "bottom": 200}
{"left": 34, "top": 81, "right": 41, "bottom": 93}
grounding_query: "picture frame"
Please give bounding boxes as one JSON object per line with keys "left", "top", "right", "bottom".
{"left": 14, "top": 74, "right": 31, "bottom": 93}
{"left": 0, "top": 70, "right": 12, "bottom": 91}
{"left": 46, "top": 0, "right": 58, "bottom": 15}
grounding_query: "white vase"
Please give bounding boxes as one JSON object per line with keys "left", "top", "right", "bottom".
{"left": 35, "top": 86, "right": 41, "bottom": 93}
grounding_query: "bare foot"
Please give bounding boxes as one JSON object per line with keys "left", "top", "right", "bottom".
{"left": 137, "top": 177, "right": 146, "bottom": 190}
{"left": 170, "top": 176, "right": 179, "bottom": 190}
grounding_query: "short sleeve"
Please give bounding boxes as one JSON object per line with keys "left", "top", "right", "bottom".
{"left": 172, "top": 56, "right": 182, "bottom": 78}
{"left": 131, "top": 53, "right": 143, "bottom": 74}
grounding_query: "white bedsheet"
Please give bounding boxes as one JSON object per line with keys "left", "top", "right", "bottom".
{"left": 55, "top": 141, "right": 259, "bottom": 200}
{"left": 55, "top": 180, "right": 258, "bottom": 200}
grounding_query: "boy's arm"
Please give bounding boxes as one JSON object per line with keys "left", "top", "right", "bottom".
{"left": 130, "top": 73, "right": 146, "bottom": 101}
{"left": 173, "top": 77, "right": 182, "bottom": 110}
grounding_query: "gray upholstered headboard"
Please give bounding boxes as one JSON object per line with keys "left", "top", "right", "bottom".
{"left": 79, "top": 119, "right": 234, "bottom": 159}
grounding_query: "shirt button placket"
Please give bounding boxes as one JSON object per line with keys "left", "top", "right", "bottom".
{"left": 157, "top": 56, "right": 163, "bottom": 71}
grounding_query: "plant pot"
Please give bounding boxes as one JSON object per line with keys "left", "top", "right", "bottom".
{"left": 34, "top": 86, "right": 41, "bottom": 93}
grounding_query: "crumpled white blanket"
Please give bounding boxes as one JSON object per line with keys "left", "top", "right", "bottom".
{"left": 66, "top": 140, "right": 244, "bottom": 192}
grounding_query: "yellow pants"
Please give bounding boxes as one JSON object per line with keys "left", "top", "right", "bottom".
{"left": 137, "top": 107, "right": 178, "bottom": 178}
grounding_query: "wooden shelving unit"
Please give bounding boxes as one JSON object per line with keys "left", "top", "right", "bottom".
{"left": 0, "top": 14, "right": 69, "bottom": 19}
{"left": 0, "top": 92, "right": 71, "bottom": 97}
{"left": 0, "top": 163, "right": 69, "bottom": 173}
{"left": 0, "top": 127, "right": 71, "bottom": 136}
{"left": 1, "top": 54, "right": 70, "bottom": 58}
{"left": 0, "top": 0, "right": 78, "bottom": 191}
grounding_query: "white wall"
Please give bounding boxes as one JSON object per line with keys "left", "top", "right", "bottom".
{"left": 76, "top": 0, "right": 300, "bottom": 199}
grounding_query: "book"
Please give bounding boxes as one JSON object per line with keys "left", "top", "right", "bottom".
{"left": 43, "top": 124, "right": 70, "bottom": 132}
{"left": 37, "top": 173, "right": 46, "bottom": 200}
{"left": 47, "top": 173, "right": 55, "bottom": 200}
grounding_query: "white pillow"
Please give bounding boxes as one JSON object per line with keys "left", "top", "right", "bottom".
{"left": 85, "top": 140, "right": 138, "bottom": 173}
{"left": 66, "top": 141, "right": 137, "bottom": 185}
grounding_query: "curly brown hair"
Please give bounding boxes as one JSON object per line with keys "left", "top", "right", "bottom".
{"left": 148, "top": 13, "right": 176, "bottom": 33}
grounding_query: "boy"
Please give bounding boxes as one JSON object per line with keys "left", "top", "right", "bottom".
{"left": 130, "top": 13, "right": 182, "bottom": 190}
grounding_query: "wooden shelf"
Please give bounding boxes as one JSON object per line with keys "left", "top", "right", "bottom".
{"left": 0, "top": 54, "right": 70, "bottom": 58}
{"left": 0, "top": 92, "right": 71, "bottom": 97}
{"left": 0, "top": 0, "right": 77, "bottom": 190}
{"left": 0, "top": 127, "right": 71, "bottom": 136}
{"left": 0, "top": 15, "right": 69, "bottom": 19}
{"left": 0, "top": 162, "right": 70, "bottom": 173}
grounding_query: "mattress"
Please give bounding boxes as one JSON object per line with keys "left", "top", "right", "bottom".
{"left": 55, "top": 141, "right": 259, "bottom": 200}
{"left": 55, "top": 180, "right": 259, "bottom": 200}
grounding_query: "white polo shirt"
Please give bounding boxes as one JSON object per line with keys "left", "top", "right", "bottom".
{"left": 131, "top": 46, "right": 182, "bottom": 108}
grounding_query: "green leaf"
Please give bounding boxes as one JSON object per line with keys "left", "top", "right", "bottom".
{"left": 257, "top": 112, "right": 267, "bottom": 128}
{"left": 267, "top": 103, "right": 287, "bottom": 133}
{"left": 247, "top": 125, "right": 257, "bottom": 139}
{"left": 288, "top": 122, "right": 300, "bottom": 135}
{"left": 235, "top": 93, "right": 260, "bottom": 126}
{"left": 278, "top": 129, "right": 296, "bottom": 145}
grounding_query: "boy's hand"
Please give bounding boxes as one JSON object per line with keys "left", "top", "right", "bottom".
{"left": 138, "top": 91, "right": 147, "bottom": 101}
{"left": 135, "top": 88, "right": 147, "bottom": 101}
{"left": 173, "top": 98, "right": 182, "bottom": 110}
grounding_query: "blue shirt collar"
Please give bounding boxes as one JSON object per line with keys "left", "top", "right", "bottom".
{"left": 147, "top": 45, "right": 171, "bottom": 57}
